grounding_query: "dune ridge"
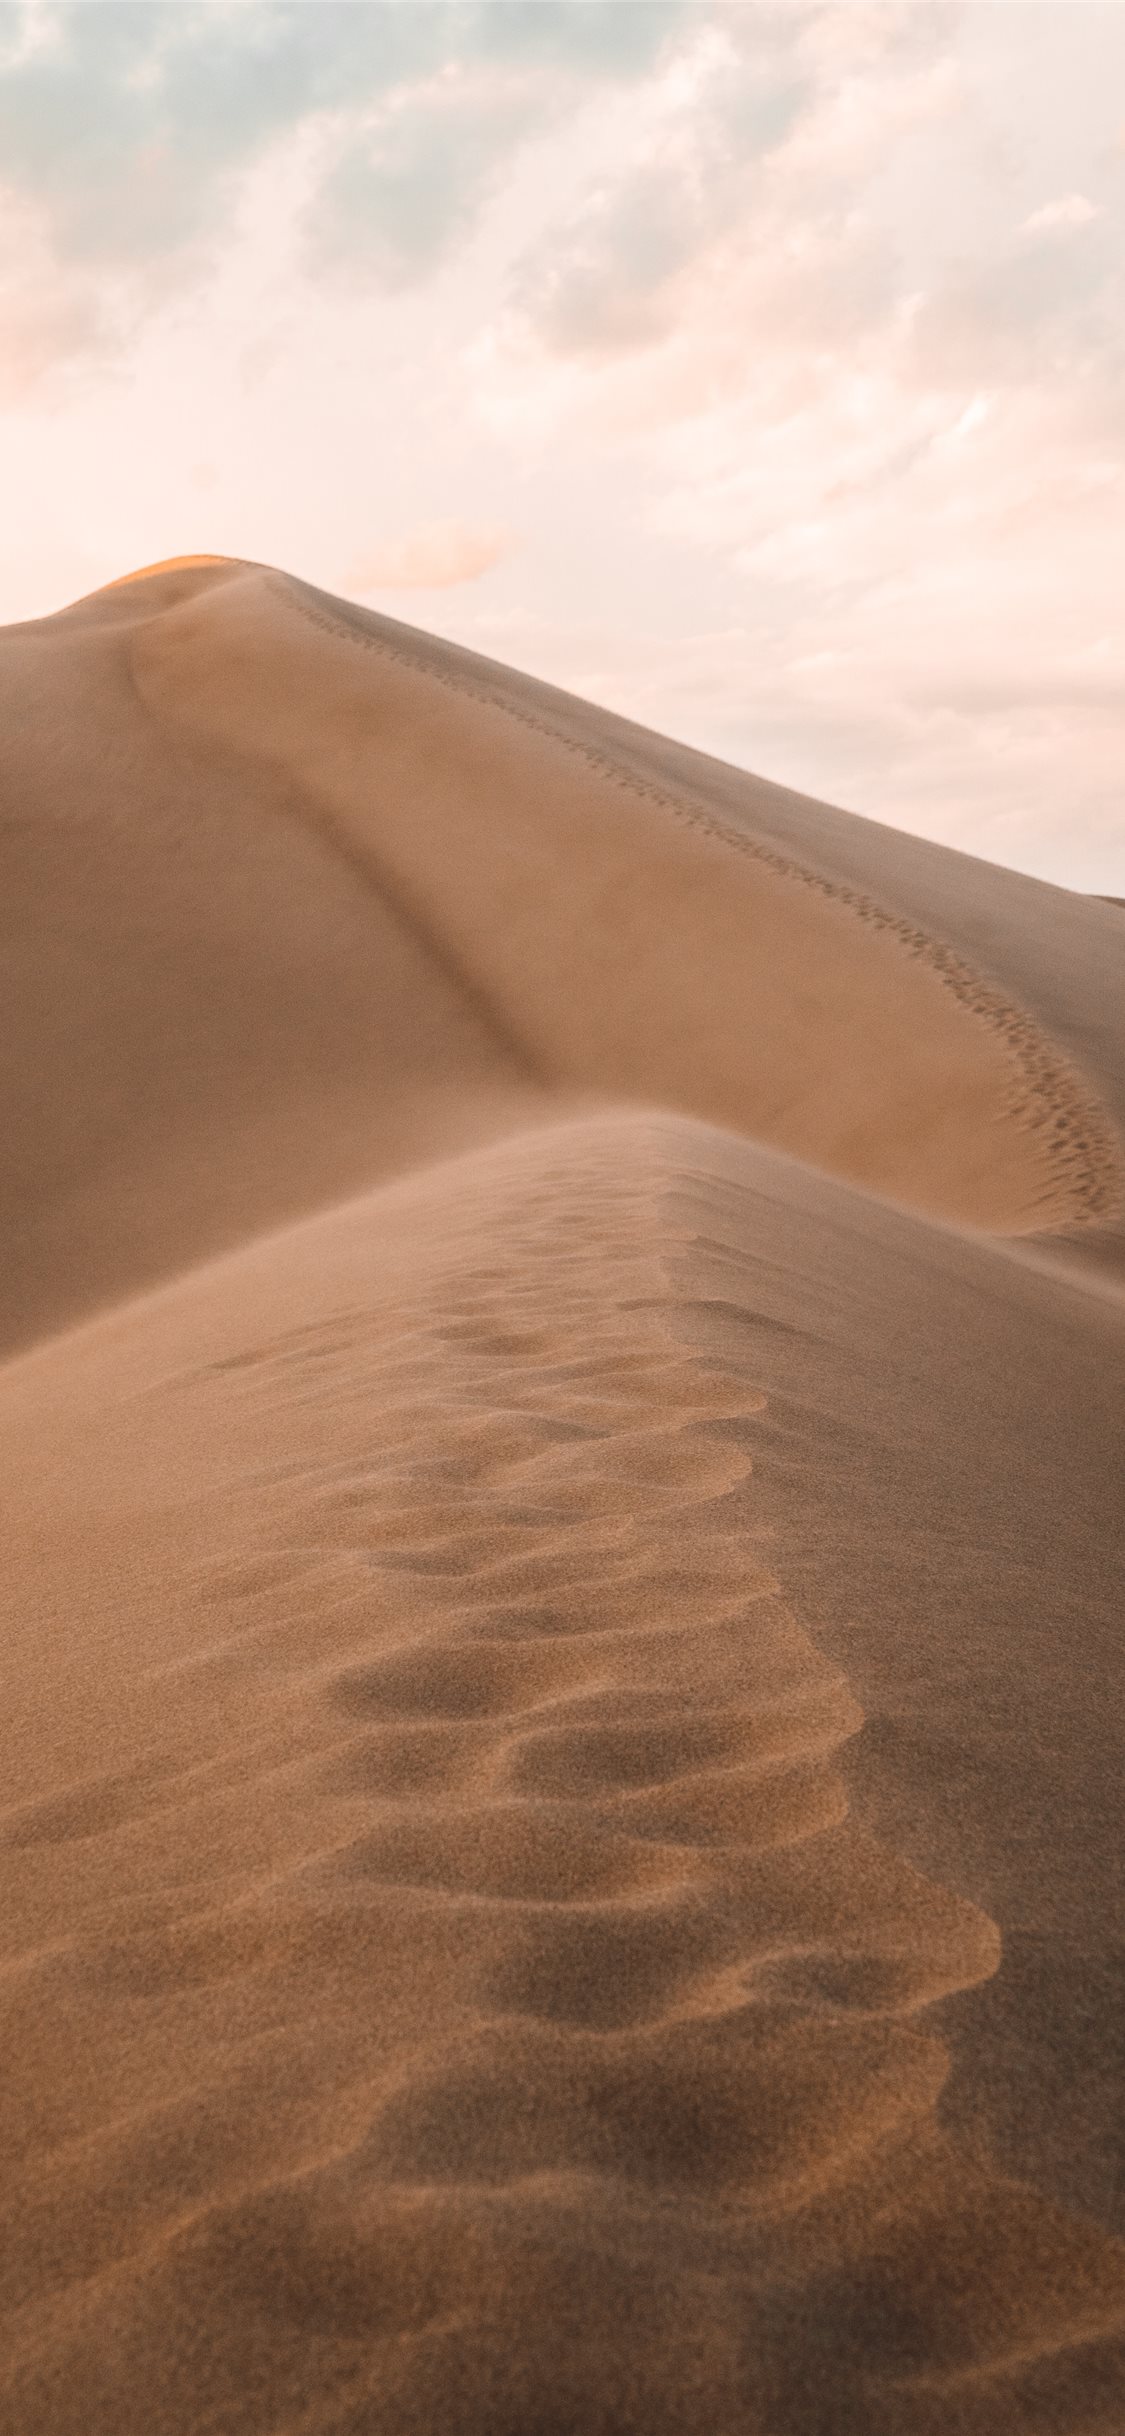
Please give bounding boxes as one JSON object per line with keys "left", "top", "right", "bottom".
{"left": 0, "top": 568, "right": 549, "bottom": 1357}
{"left": 127, "top": 560, "right": 1120, "bottom": 1248}
{"left": 271, "top": 567, "right": 1123, "bottom": 1233}
{"left": 102, "top": 555, "right": 237, "bottom": 589}
{"left": 3, "top": 561, "right": 1124, "bottom": 2431}
{"left": 3, "top": 1114, "right": 1124, "bottom": 2435}
{"left": 4, "top": 553, "right": 1120, "bottom": 1365}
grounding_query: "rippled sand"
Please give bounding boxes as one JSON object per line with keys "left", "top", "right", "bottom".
{"left": 2, "top": 562, "right": 1123, "bottom": 2432}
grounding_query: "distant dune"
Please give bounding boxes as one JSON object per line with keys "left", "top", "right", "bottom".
{"left": 2, "top": 560, "right": 1123, "bottom": 2433}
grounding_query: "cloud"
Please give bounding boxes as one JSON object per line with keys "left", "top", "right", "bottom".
{"left": 347, "top": 519, "right": 513, "bottom": 590}
{"left": 305, "top": 71, "right": 544, "bottom": 288}
{"left": 1023, "top": 193, "right": 1104, "bottom": 235}
{"left": 498, "top": 6, "right": 961, "bottom": 384}
{"left": 0, "top": 187, "right": 106, "bottom": 402}
{"left": 297, "top": 12, "right": 690, "bottom": 291}
{"left": 518, "top": 161, "right": 705, "bottom": 355}
{"left": 0, "top": 0, "right": 689, "bottom": 393}
{"left": 451, "top": 4, "right": 1125, "bottom": 889}
{"left": 511, "top": 20, "right": 813, "bottom": 358}
{"left": 0, "top": 1, "right": 686, "bottom": 270}
{"left": 471, "top": 2, "right": 687, "bottom": 78}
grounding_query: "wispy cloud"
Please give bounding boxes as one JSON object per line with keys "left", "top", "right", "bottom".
{"left": 1023, "top": 192, "right": 1104, "bottom": 234}
{"left": 0, "top": 3, "right": 686, "bottom": 315}
{"left": 348, "top": 520, "right": 513, "bottom": 590}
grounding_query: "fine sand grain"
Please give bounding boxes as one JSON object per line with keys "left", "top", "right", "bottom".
{"left": 1, "top": 561, "right": 1123, "bottom": 2433}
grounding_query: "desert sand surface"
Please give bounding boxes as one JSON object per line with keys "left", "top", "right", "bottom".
{"left": 1, "top": 558, "right": 1123, "bottom": 2434}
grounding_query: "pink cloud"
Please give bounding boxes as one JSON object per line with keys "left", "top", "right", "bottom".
{"left": 347, "top": 519, "right": 513, "bottom": 590}
{"left": 1023, "top": 193, "right": 1103, "bottom": 234}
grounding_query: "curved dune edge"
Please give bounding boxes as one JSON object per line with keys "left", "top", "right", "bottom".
{"left": 123, "top": 556, "right": 1122, "bottom": 1238}
{"left": 272, "top": 571, "right": 1124, "bottom": 1234}
{"left": 3, "top": 1113, "right": 1123, "bottom": 2434}
{"left": 99, "top": 555, "right": 238, "bottom": 588}
{"left": 0, "top": 560, "right": 559, "bottom": 1358}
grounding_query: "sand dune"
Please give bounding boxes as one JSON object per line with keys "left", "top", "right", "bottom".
{"left": 2, "top": 562, "right": 1123, "bottom": 2432}
{"left": 3, "top": 556, "right": 1121, "bottom": 1355}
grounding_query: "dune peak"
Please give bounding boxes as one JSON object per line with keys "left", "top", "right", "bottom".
{"left": 101, "top": 553, "right": 241, "bottom": 588}
{"left": 1, "top": 553, "right": 1124, "bottom": 2434}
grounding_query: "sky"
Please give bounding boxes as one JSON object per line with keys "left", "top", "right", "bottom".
{"left": 1, "top": 1, "right": 1123, "bottom": 892}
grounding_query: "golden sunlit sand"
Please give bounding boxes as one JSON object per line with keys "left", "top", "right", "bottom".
{"left": 1, "top": 559, "right": 1123, "bottom": 2432}
{"left": 99, "top": 554, "right": 239, "bottom": 587}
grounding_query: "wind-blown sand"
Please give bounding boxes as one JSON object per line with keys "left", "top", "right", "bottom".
{"left": 1, "top": 560, "right": 1123, "bottom": 2432}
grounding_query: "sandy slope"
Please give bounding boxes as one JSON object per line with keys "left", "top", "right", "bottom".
{"left": 1, "top": 561, "right": 1123, "bottom": 2433}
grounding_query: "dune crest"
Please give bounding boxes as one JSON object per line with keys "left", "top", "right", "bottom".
{"left": 3, "top": 1116, "right": 1123, "bottom": 2434}
{"left": 131, "top": 559, "right": 1120, "bottom": 1237}
{"left": 0, "top": 565, "right": 550, "bottom": 1356}
{"left": 100, "top": 553, "right": 239, "bottom": 589}
{"left": 3, "top": 554, "right": 1120, "bottom": 1359}
{"left": 2, "top": 561, "right": 1124, "bottom": 2431}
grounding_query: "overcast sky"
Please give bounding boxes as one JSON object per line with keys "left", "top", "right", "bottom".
{"left": 2, "top": 1, "right": 1123, "bottom": 890}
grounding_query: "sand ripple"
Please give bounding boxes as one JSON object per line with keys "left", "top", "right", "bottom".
{"left": 2, "top": 1116, "right": 1122, "bottom": 2432}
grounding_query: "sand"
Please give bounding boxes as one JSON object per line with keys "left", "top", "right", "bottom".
{"left": 1, "top": 560, "right": 1123, "bottom": 2433}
